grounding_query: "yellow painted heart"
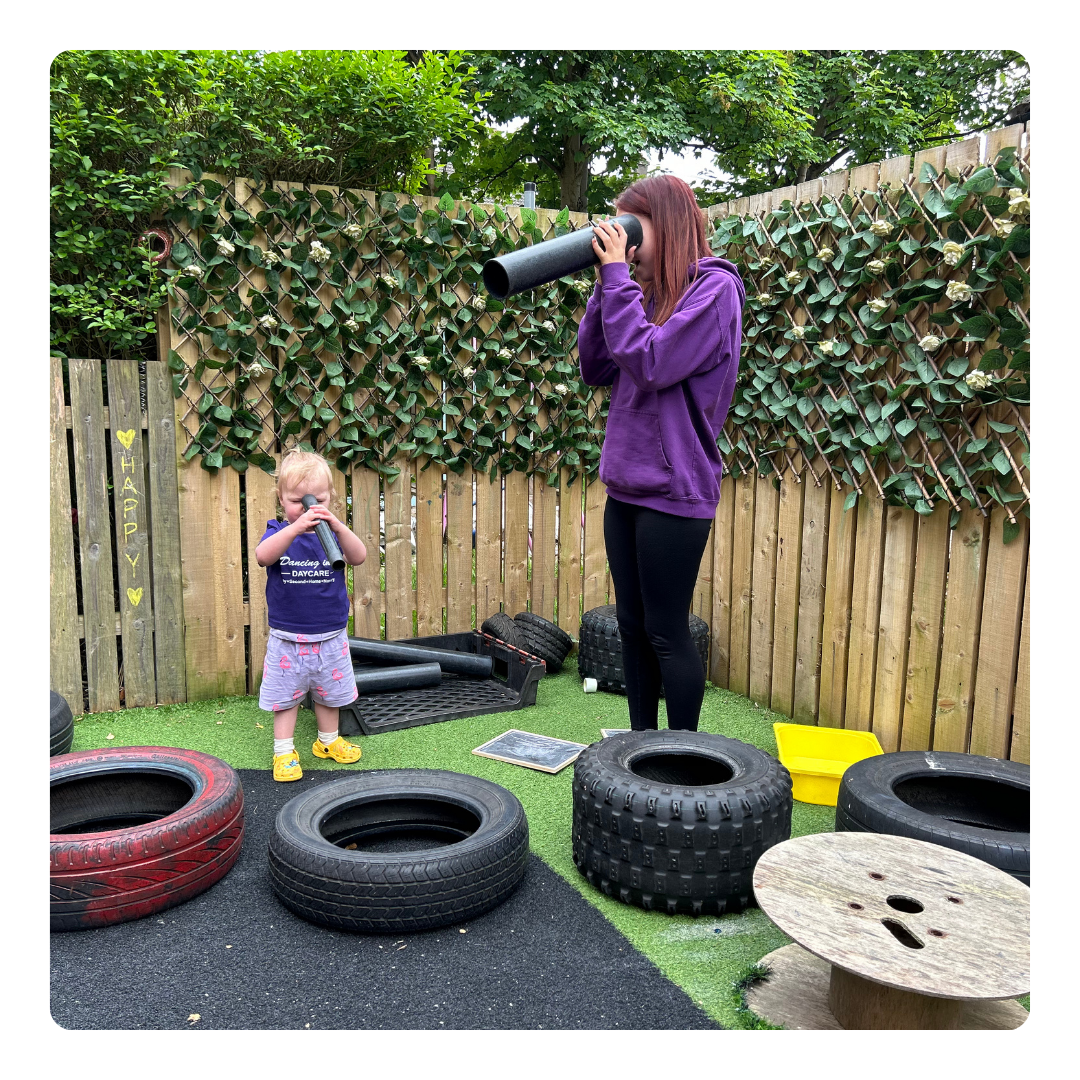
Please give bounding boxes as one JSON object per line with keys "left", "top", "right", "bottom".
{"left": 127, "top": 587, "right": 143, "bottom": 607}
{"left": 117, "top": 429, "right": 136, "bottom": 450}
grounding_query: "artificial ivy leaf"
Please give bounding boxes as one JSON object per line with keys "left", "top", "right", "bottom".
{"left": 958, "top": 315, "right": 996, "bottom": 340}
{"left": 1002, "top": 517, "right": 1020, "bottom": 545}
{"left": 977, "top": 348, "right": 1006, "bottom": 371}
{"left": 962, "top": 167, "right": 997, "bottom": 194}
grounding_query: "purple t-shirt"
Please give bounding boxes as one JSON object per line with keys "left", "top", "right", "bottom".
{"left": 261, "top": 519, "right": 349, "bottom": 634}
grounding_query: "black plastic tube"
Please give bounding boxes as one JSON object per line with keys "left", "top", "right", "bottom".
{"left": 482, "top": 214, "right": 643, "bottom": 299}
{"left": 353, "top": 663, "right": 443, "bottom": 693}
{"left": 300, "top": 493, "right": 346, "bottom": 571}
{"left": 349, "top": 636, "right": 493, "bottom": 678}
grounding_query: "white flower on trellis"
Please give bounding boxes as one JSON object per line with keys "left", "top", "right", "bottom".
{"left": 993, "top": 218, "right": 1016, "bottom": 239}
{"left": 437, "top": 318, "right": 449, "bottom": 332}
{"left": 816, "top": 246, "right": 834, "bottom": 261}
{"left": 790, "top": 325, "right": 806, "bottom": 339}
{"left": 309, "top": 240, "right": 332, "bottom": 265}
{"left": 918, "top": 334, "right": 943, "bottom": 352}
{"left": 942, "top": 241, "right": 964, "bottom": 266}
{"left": 785, "top": 271, "right": 801, "bottom": 284}
{"left": 965, "top": 370, "right": 994, "bottom": 391}
{"left": 554, "top": 383, "right": 569, "bottom": 395}
{"left": 946, "top": 281, "right": 973, "bottom": 303}
{"left": 423, "top": 236, "right": 434, "bottom": 246}
{"left": 344, "top": 318, "right": 360, "bottom": 332}
{"left": 462, "top": 366, "right": 476, "bottom": 378}
{"left": 469, "top": 295, "right": 487, "bottom": 311}
{"left": 261, "top": 251, "right": 280, "bottom": 267}
{"left": 756, "top": 293, "right": 773, "bottom": 305}
{"left": 258, "top": 314, "right": 278, "bottom": 330}
{"left": 758, "top": 255, "right": 774, "bottom": 268}
{"left": 498, "top": 348, "right": 513, "bottom": 360}
{"left": 541, "top": 320, "right": 555, "bottom": 331}
{"left": 1007, "top": 188, "right": 1030, "bottom": 216}
{"left": 870, "top": 220, "right": 893, "bottom": 237}
{"left": 867, "top": 297, "right": 889, "bottom": 314}
{"left": 185, "top": 264, "right": 205, "bottom": 280}
{"left": 414, "top": 358, "right": 431, "bottom": 370}
{"left": 342, "top": 223, "right": 363, "bottom": 241}
{"left": 216, "top": 238, "right": 236, "bottom": 257}
{"left": 819, "top": 340, "right": 836, "bottom": 355}
{"left": 867, "top": 259, "right": 887, "bottom": 274}
{"left": 380, "top": 274, "right": 398, "bottom": 289}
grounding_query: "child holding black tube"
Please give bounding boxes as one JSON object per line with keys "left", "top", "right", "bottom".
{"left": 255, "top": 449, "right": 368, "bottom": 781}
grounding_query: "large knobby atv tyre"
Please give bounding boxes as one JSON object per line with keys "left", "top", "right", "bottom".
{"left": 577, "top": 605, "right": 709, "bottom": 694}
{"left": 835, "top": 751, "right": 1030, "bottom": 885}
{"left": 513, "top": 611, "right": 573, "bottom": 673}
{"left": 51, "top": 747, "right": 245, "bottom": 931}
{"left": 50, "top": 691, "right": 74, "bottom": 756}
{"left": 268, "top": 769, "right": 529, "bottom": 933}
{"left": 479, "top": 612, "right": 527, "bottom": 652}
{"left": 572, "top": 731, "right": 792, "bottom": 916}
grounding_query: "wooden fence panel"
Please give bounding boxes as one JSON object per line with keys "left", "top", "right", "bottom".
{"left": 383, "top": 464, "right": 413, "bottom": 640}
{"left": 844, "top": 495, "right": 887, "bottom": 731}
{"left": 445, "top": 466, "right": 473, "bottom": 634}
{"left": 69, "top": 360, "right": 120, "bottom": 713}
{"left": 531, "top": 475, "right": 557, "bottom": 621}
{"left": 819, "top": 487, "right": 857, "bottom": 727}
{"left": 557, "top": 469, "right": 583, "bottom": 636}
{"left": 933, "top": 507, "right": 989, "bottom": 752}
{"left": 771, "top": 472, "right": 804, "bottom": 716}
{"left": 503, "top": 470, "right": 529, "bottom": 617}
{"left": 582, "top": 479, "right": 608, "bottom": 613}
{"left": 899, "top": 503, "right": 950, "bottom": 752}
{"left": 106, "top": 359, "right": 155, "bottom": 707}
{"left": 728, "top": 473, "right": 756, "bottom": 697}
{"left": 351, "top": 465, "right": 384, "bottom": 640}
{"left": 870, "top": 505, "right": 918, "bottom": 752}
{"left": 792, "top": 472, "right": 830, "bottom": 724}
{"left": 1010, "top": 562, "right": 1030, "bottom": 765}
{"left": 709, "top": 478, "right": 736, "bottom": 687}
{"left": 969, "top": 513, "right": 1029, "bottom": 759}
{"left": 693, "top": 524, "right": 713, "bottom": 629}
{"left": 50, "top": 358, "right": 82, "bottom": 710}
{"left": 475, "top": 472, "right": 502, "bottom": 624}
{"left": 749, "top": 476, "right": 779, "bottom": 707}
{"left": 244, "top": 457, "right": 278, "bottom": 694}
{"left": 415, "top": 463, "right": 444, "bottom": 636}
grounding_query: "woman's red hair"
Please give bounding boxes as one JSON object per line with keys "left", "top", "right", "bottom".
{"left": 615, "top": 174, "right": 710, "bottom": 326}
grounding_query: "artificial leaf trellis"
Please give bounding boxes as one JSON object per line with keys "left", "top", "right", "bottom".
{"left": 164, "top": 176, "right": 602, "bottom": 486}
{"left": 163, "top": 138, "right": 1029, "bottom": 528}
{"left": 707, "top": 141, "right": 1029, "bottom": 528}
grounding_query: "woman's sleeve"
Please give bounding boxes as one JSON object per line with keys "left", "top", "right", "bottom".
{"left": 595, "top": 262, "right": 733, "bottom": 391}
{"left": 577, "top": 283, "right": 619, "bottom": 386}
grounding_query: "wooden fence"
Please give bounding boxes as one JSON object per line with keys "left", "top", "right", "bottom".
{"left": 50, "top": 132, "right": 1029, "bottom": 765}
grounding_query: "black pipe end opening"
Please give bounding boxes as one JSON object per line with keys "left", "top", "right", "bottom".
{"left": 482, "top": 259, "right": 511, "bottom": 299}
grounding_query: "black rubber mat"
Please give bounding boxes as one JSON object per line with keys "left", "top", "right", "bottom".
{"left": 51, "top": 770, "right": 720, "bottom": 1030}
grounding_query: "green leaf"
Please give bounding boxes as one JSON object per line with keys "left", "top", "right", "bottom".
{"left": 895, "top": 418, "right": 917, "bottom": 438}
{"left": 1003, "top": 518, "right": 1020, "bottom": 545}
{"left": 843, "top": 491, "right": 858, "bottom": 513}
{"left": 961, "top": 167, "right": 997, "bottom": 194}
{"left": 958, "top": 315, "right": 995, "bottom": 340}
{"left": 437, "top": 192, "right": 455, "bottom": 213}
{"left": 978, "top": 349, "right": 1007, "bottom": 371}
{"left": 991, "top": 451, "right": 1011, "bottom": 476}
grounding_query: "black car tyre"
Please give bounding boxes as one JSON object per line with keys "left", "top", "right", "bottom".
{"left": 51, "top": 747, "right": 245, "bottom": 931}
{"left": 50, "top": 691, "right": 74, "bottom": 757}
{"left": 513, "top": 612, "right": 571, "bottom": 674}
{"left": 577, "top": 605, "right": 709, "bottom": 694}
{"left": 268, "top": 769, "right": 529, "bottom": 932}
{"left": 835, "top": 751, "right": 1029, "bottom": 885}
{"left": 572, "top": 730, "right": 792, "bottom": 916}
{"left": 479, "top": 613, "right": 527, "bottom": 652}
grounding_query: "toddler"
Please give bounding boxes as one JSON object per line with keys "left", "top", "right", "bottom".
{"left": 255, "top": 449, "right": 368, "bottom": 781}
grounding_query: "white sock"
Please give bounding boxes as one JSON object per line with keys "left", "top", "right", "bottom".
{"left": 318, "top": 729, "right": 338, "bottom": 745}
{"left": 274, "top": 738, "right": 295, "bottom": 756}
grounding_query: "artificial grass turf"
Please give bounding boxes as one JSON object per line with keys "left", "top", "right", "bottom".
{"left": 68, "top": 655, "right": 838, "bottom": 1030}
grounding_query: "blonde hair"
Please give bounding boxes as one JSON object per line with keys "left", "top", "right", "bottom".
{"left": 275, "top": 449, "right": 345, "bottom": 515}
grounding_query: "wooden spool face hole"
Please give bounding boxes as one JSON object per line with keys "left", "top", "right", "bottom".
{"left": 847, "top": 902, "right": 864, "bottom": 910}
{"left": 946, "top": 895, "right": 964, "bottom": 904}
{"left": 868, "top": 871, "right": 886, "bottom": 880}
{"left": 885, "top": 894, "right": 925, "bottom": 914}
{"left": 928, "top": 929, "right": 947, "bottom": 938}
{"left": 881, "top": 918, "right": 924, "bottom": 949}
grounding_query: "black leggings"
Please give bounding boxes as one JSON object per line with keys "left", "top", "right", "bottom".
{"left": 603, "top": 496, "right": 713, "bottom": 731}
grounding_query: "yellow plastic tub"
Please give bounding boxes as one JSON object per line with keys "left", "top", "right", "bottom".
{"left": 773, "top": 723, "right": 884, "bottom": 806}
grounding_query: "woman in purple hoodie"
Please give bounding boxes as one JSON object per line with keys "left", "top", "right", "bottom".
{"left": 578, "top": 174, "right": 744, "bottom": 732}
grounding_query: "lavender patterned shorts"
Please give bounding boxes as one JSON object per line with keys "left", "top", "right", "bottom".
{"left": 258, "top": 628, "right": 358, "bottom": 712}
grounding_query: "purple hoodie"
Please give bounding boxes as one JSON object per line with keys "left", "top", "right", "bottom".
{"left": 578, "top": 257, "right": 745, "bottom": 518}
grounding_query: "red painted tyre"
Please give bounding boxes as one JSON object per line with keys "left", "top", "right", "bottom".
{"left": 50, "top": 746, "right": 245, "bottom": 932}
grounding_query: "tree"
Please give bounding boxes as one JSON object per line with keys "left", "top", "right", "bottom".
{"left": 693, "top": 50, "right": 1030, "bottom": 198}
{"left": 445, "top": 50, "right": 814, "bottom": 214}
{"left": 439, "top": 51, "right": 1029, "bottom": 212}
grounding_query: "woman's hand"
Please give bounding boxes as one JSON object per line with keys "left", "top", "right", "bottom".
{"left": 591, "top": 219, "right": 638, "bottom": 267}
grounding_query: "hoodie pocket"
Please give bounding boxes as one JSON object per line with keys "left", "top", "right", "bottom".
{"left": 599, "top": 407, "right": 673, "bottom": 496}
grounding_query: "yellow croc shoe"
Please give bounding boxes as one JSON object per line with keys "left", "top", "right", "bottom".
{"left": 311, "top": 735, "right": 362, "bottom": 764}
{"left": 273, "top": 750, "right": 303, "bottom": 782}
